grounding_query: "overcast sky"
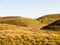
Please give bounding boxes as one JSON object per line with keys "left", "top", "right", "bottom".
{"left": 0, "top": 0, "right": 60, "bottom": 18}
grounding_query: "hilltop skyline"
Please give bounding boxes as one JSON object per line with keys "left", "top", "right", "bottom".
{"left": 0, "top": 0, "right": 60, "bottom": 18}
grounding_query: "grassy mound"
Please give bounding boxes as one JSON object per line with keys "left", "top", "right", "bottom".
{"left": 0, "top": 16, "right": 40, "bottom": 27}
{"left": 36, "top": 14, "right": 60, "bottom": 24}
{"left": 36, "top": 14, "right": 60, "bottom": 30}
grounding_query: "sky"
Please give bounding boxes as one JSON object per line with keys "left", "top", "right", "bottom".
{"left": 0, "top": 0, "right": 60, "bottom": 18}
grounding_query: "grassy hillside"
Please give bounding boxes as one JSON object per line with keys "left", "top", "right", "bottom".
{"left": 0, "top": 16, "right": 40, "bottom": 27}
{"left": 41, "top": 20, "right": 60, "bottom": 30}
{"left": 36, "top": 14, "right": 60, "bottom": 24}
{"left": 0, "top": 23, "right": 21, "bottom": 30}
{"left": 0, "top": 28, "right": 60, "bottom": 45}
{"left": 0, "top": 15, "right": 60, "bottom": 45}
{"left": 36, "top": 14, "right": 60, "bottom": 29}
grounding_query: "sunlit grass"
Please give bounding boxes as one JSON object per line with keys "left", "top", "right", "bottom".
{"left": 0, "top": 15, "right": 60, "bottom": 45}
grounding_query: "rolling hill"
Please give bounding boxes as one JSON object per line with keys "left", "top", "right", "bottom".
{"left": 36, "top": 14, "right": 60, "bottom": 24}
{"left": 0, "top": 24, "right": 60, "bottom": 45}
{"left": 36, "top": 14, "right": 60, "bottom": 29}
{"left": 41, "top": 20, "right": 60, "bottom": 30}
{"left": 0, "top": 15, "right": 60, "bottom": 45}
{"left": 0, "top": 16, "right": 40, "bottom": 27}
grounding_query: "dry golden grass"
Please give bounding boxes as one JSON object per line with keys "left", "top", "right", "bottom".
{"left": 36, "top": 14, "right": 60, "bottom": 31}
{"left": 0, "top": 15, "right": 60, "bottom": 45}
{"left": 36, "top": 14, "right": 60, "bottom": 24}
{"left": 0, "top": 29, "right": 60, "bottom": 45}
{"left": 0, "top": 23, "right": 21, "bottom": 30}
{"left": 0, "top": 16, "right": 40, "bottom": 27}
{"left": 0, "top": 24, "right": 59, "bottom": 45}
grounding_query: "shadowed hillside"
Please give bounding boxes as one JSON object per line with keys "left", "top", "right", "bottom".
{"left": 36, "top": 14, "right": 60, "bottom": 29}
{"left": 41, "top": 20, "right": 60, "bottom": 30}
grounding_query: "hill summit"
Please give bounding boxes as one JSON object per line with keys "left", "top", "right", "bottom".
{"left": 0, "top": 16, "right": 40, "bottom": 27}
{"left": 36, "top": 14, "right": 60, "bottom": 24}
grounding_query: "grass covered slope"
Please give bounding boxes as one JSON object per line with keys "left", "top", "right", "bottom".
{"left": 0, "top": 23, "right": 21, "bottom": 30}
{"left": 36, "top": 14, "right": 60, "bottom": 29}
{"left": 0, "top": 15, "right": 60, "bottom": 45}
{"left": 41, "top": 20, "right": 60, "bottom": 30}
{"left": 0, "top": 29, "right": 60, "bottom": 45}
{"left": 0, "top": 16, "right": 40, "bottom": 27}
{"left": 36, "top": 14, "right": 60, "bottom": 24}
